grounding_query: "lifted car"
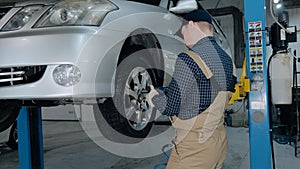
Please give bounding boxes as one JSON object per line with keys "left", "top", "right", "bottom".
{"left": 0, "top": 0, "right": 231, "bottom": 139}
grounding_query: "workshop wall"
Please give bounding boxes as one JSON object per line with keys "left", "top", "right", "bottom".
{"left": 200, "top": 0, "right": 244, "bottom": 11}
{"left": 200, "top": 0, "right": 300, "bottom": 126}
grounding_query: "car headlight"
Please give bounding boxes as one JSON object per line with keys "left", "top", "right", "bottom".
{"left": 53, "top": 64, "right": 81, "bottom": 87}
{"left": 35, "top": 0, "right": 117, "bottom": 27}
{"left": 2, "top": 6, "right": 43, "bottom": 31}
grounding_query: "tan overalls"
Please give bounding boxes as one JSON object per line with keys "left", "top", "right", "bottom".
{"left": 166, "top": 51, "right": 235, "bottom": 169}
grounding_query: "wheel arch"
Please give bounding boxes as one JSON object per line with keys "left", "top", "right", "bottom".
{"left": 117, "top": 28, "right": 165, "bottom": 87}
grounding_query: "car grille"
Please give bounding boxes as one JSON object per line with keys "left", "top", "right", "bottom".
{"left": 0, "top": 7, "right": 12, "bottom": 20}
{"left": 0, "top": 66, "right": 47, "bottom": 87}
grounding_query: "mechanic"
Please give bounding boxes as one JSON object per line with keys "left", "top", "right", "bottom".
{"left": 147, "top": 9, "right": 237, "bottom": 169}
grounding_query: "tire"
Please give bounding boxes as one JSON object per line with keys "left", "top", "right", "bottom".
{"left": 0, "top": 100, "right": 21, "bottom": 132}
{"left": 6, "top": 122, "right": 18, "bottom": 150}
{"left": 96, "top": 49, "right": 162, "bottom": 142}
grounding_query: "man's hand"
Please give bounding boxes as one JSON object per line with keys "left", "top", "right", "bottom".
{"left": 146, "top": 85, "right": 159, "bottom": 107}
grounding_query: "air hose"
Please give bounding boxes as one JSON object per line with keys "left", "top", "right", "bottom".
{"left": 153, "top": 144, "right": 173, "bottom": 169}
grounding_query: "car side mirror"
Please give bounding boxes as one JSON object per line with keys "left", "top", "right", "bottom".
{"left": 169, "top": 0, "right": 198, "bottom": 14}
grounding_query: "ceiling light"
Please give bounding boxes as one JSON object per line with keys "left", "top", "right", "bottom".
{"left": 273, "top": 0, "right": 280, "bottom": 4}
{"left": 276, "top": 3, "right": 282, "bottom": 9}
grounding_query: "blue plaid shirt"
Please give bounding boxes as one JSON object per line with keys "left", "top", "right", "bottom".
{"left": 152, "top": 36, "right": 236, "bottom": 120}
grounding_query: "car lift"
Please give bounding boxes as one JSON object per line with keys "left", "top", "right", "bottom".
{"left": 16, "top": 0, "right": 272, "bottom": 169}
{"left": 17, "top": 106, "right": 44, "bottom": 169}
{"left": 244, "top": 0, "right": 272, "bottom": 169}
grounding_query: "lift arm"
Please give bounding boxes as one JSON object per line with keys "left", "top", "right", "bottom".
{"left": 229, "top": 57, "right": 250, "bottom": 105}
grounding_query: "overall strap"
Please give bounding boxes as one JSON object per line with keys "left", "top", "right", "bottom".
{"left": 185, "top": 50, "right": 213, "bottom": 79}
{"left": 185, "top": 50, "right": 222, "bottom": 91}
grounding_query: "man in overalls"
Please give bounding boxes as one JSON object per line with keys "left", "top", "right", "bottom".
{"left": 147, "top": 10, "right": 237, "bottom": 169}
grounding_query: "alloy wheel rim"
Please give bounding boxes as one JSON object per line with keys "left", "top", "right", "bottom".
{"left": 123, "top": 67, "right": 153, "bottom": 131}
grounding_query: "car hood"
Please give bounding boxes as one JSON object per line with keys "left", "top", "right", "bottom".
{"left": 0, "top": 0, "right": 54, "bottom": 6}
{"left": 0, "top": 27, "right": 99, "bottom": 67}
{"left": 15, "top": 0, "right": 59, "bottom": 6}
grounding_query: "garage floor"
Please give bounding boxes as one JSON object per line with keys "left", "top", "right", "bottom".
{"left": 0, "top": 121, "right": 300, "bottom": 169}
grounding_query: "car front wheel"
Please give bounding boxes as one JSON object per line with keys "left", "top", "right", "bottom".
{"left": 0, "top": 100, "right": 21, "bottom": 132}
{"left": 96, "top": 49, "right": 161, "bottom": 142}
{"left": 7, "top": 121, "right": 18, "bottom": 150}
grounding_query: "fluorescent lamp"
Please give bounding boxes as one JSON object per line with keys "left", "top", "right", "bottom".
{"left": 273, "top": 0, "right": 280, "bottom": 4}
{"left": 276, "top": 3, "right": 282, "bottom": 9}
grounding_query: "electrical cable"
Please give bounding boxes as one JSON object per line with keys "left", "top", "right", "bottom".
{"left": 267, "top": 52, "right": 278, "bottom": 169}
{"left": 211, "top": 0, "right": 221, "bottom": 16}
{"left": 267, "top": 0, "right": 297, "bottom": 164}
{"left": 269, "top": 0, "right": 292, "bottom": 34}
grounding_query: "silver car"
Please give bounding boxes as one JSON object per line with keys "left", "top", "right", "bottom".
{"left": 0, "top": 0, "right": 231, "bottom": 139}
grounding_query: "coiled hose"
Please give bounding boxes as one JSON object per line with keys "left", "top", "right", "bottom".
{"left": 153, "top": 144, "right": 173, "bottom": 169}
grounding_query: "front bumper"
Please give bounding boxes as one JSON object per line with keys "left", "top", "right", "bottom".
{"left": 0, "top": 27, "right": 126, "bottom": 99}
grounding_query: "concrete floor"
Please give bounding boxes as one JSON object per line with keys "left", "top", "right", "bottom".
{"left": 0, "top": 121, "right": 300, "bottom": 169}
